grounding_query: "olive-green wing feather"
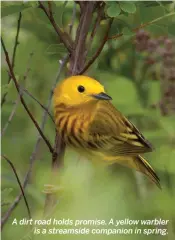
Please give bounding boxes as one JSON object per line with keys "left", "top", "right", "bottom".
{"left": 87, "top": 101, "right": 153, "bottom": 156}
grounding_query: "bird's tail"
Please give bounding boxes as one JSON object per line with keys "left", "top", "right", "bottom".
{"left": 133, "top": 155, "right": 161, "bottom": 189}
{"left": 117, "top": 155, "right": 161, "bottom": 188}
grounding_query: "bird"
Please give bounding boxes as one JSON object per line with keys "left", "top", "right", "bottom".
{"left": 53, "top": 75, "right": 160, "bottom": 188}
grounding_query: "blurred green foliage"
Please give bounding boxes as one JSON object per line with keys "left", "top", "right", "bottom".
{"left": 1, "top": 1, "right": 175, "bottom": 240}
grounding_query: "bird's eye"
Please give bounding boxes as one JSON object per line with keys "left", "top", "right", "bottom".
{"left": 77, "top": 85, "right": 85, "bottom": 93}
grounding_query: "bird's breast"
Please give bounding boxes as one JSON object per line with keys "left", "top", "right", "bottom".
{"left": 54, "top": 104, "right": 93, "bottom": 148}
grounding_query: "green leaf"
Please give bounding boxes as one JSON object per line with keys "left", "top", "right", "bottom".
{"left": 1, "top": 3, "right": 32, "bottom": 18}
{"left": 139, "top": 5, "right": 166, "bottom": 23}
{"left": 51, "top": 2, "right": 67, "bottom": 28}
{"left": 119, "top": 2, "right": 136, "bottom": 14}
{"left": 168, "top": 23, "right": 175, "bottom": 36}
{"left": 106, "top": 2, "right": 121, "bottom": 17}
{"left": 146, "top": 24, "right": 168, "bottom": 36}
{"left": 143, "top": 1, "right": 173, "bottom": 8}
{"left": 45, "top": 44, "right": 67, "bottom": 55}
{"left": 122, "top": 12, "right": 129, "bottom": 17}
{"left": 28, "top": 2, "right": 38, "bottom": 8}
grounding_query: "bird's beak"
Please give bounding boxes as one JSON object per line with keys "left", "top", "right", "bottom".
{"left": 91, "top": 92, "right": 112, "bottom": 100}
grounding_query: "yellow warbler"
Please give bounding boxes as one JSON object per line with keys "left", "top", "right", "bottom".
{"left": 53, "top": 75, "right": 160, "bottom": 188}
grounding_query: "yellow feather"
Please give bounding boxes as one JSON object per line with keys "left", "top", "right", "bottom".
{"left": 120, "top": 132, "right": 138, "bottom": 140}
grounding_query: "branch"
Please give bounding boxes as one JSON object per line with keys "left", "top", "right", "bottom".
{"left": 69, "top": 2, "right": 77, "bottom": 36}
{"left": 23, "top": 89, "right": 55, "bottom": 125}
{"left": 86, "top": 2, "right": 105, "bottom": 54}
{"left": 1, "top": 37, "right": 54, "bottom": 154}
{"left": 79, "top": 18, "right": 113, "bottom": 74}
{"left": 38, "top": 1, "right": 73, "bottom": 53}
{"left": 1, "top": 152, "right": 34, "bottom": 229}
{"left": 1, "top": 52, "right": 33, "bottom": 137}
{"left": 108, "top": 12, "right": 175, "bottom": 40}
{"left": 1, "top": 12, "right": 22, "bottom": 107}
{"left": 1, "top": 155, "right": 31, "bottom": 229}
{"left": 11, "top": 13, "right": 22, "bottom": 70}
{"left": 43, "top": 133, "right": 65, "bottom": 215}
{"left": 48, "top": 1, "right": 52, "bottom": 17}
{"left": 43, "top": 55, "right": 69, "bottom": 216}
{"left": 70, "top": 1, "right": 95, "bottom": 75}
{"left": 1, "top": 97, "right": 20, "bottom": 137}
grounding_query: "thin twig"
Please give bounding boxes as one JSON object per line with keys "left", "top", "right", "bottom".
{"left": 48, "top": 1, "right": 52, "bottom": 17}
{"left": 79, "top": 18, "right": 113, "bottom": 74}
{"left": 43, "top": 55, "right": 69, "bottom": 216}
{"left": 1, "top": 97, "right": 20, "bottom": 137}
{"left": 23, "top": 52, "right": 33, "bottom": 81}
{"left": 108, "top": 12, "right": 175, "bottom": 40}
{"left": 43, "top": 132, "right": 65, "bottom": 216}
{"left": 1, "top": 37, "right": 54, "bottom": 154}
{"left": 16, "top": 201, "right": 59, "bottom": 240}
{"left": 86, "top": 2, "right": 105, "bottom": 54}
{"left": 1, "top": 12, "right": 22, "bottom": 107}
{"left": 61, "top": 1, "right": 69, "bottom": 33}
{"left": 69, "top": 2, "right": 76, "bottom": 36}
{"left": 1, "top": 53, "right": 33, "bottom": 137}
{"left": 11, "top": 13, "right": 22, "bottom": 69}
{"left": 23, "top": 89, "right": 55, "bottom": 124}
{"left": 70, "top": 1, "right": 95, "bottom": 75}
{"left": 38, "top": 1, "right": 72, "bottom": 52}
{"left": 1, "top": 155, "right": 31, "bottom": 229}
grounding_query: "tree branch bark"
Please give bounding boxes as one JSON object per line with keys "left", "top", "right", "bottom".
{"left": 70, "top": 1, "right": 96, "bottom": 75}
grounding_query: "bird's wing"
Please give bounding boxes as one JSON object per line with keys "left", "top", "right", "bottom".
{"left": 87, "top": 101, "right": 153, "bottom": 156}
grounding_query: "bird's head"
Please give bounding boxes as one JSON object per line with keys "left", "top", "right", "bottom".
{"left": 54, "top": 75, "right": 112, "bottom": 107}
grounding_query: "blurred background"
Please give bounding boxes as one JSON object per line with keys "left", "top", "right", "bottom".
{"left": 1, "top": 1, "right": 175, "bottom": 240}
